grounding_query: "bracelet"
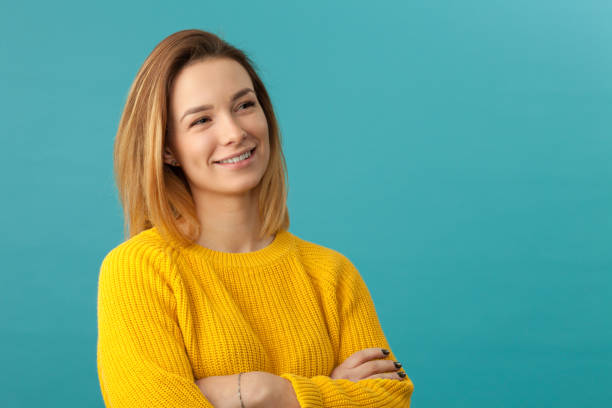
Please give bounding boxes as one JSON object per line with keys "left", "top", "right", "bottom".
{"left": 238, "top": 372, "right": 246, "bottom": 408}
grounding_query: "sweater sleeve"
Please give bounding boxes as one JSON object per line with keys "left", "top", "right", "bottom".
{"left": 279, "top": 256, "right": 414, "bottom": 407}
{"left": 96, "top": 242, "right": 212, "bottom": 407}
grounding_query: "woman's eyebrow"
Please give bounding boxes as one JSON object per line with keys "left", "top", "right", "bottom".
{"left": 180, "top": 88, "right": 254, "bottom": 122}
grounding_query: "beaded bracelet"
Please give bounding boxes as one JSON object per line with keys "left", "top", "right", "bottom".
{"left": 238, "top": 372, "right": 246, "bottom": 408}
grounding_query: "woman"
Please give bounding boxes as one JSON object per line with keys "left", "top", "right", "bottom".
{"left": 97, "top": 29, "right": 414, "bottom": 408}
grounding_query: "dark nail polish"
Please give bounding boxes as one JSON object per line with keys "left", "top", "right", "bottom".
{"left": 394, "top": 361, "right": 402, "bottom": 369}
{"left": 398, "top": 372, "right": 406, "bottom": 378}
{"left": 381, "top": 348, "right": 390, "bottom": 356}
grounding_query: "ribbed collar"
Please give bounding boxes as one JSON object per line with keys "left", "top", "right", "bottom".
{"left": 150, "top": 227, "right": 295, "bottom": 268}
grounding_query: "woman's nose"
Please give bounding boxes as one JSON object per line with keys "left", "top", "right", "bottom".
{"left": 218, "top": 113, "right": 246, "bottom": 144}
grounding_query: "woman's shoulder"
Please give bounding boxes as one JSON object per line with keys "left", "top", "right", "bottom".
{"left": 289, "top": 232, "right": 345, "bottom": 258}
{"left": 289, "top": 232, "right": 357, "bottom": 278}
{"left": 99, "top": 226, "right": 176, "bottom": 276}
{"left": 97, "top": 228, "right": 181, "bottom": 305}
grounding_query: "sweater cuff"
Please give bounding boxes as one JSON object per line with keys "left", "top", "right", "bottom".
{"left": 279, "top": 373, "right": 324, "bottom": 408}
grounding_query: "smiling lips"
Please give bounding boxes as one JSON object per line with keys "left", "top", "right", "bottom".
{"left": 214, "top": 147, "right": 256, "bottom": 166}
{"left": 214, "top": 147, "right": 256, "bottom": 163}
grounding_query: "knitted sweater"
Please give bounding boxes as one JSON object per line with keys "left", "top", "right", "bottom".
{"left": 96, "top": 227, "right": 414, "bottom": 407}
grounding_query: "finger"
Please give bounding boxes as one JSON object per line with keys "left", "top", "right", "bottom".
{"left": 342, "top": 348, "right": 390, "bottom": 369}
{"left": 356, "top": 358, "right": 401, "bottom": 378}
{"left": 363, "top": 371, "right": 406, "bottom": 381}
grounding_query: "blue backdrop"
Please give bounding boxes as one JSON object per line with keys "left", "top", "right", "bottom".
{"left": 1, "top": 0, "right": 610, "bottom": 406}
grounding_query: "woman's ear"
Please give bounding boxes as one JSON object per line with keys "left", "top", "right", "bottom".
{"left": 163, "top": 147, "right": 180, "bottom": 166}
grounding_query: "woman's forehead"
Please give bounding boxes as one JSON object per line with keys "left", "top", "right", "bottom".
{"left": 170, "top": 58, "right": 253, "bottom": 112}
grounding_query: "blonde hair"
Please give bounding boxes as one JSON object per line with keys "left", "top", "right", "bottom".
{"left": 113, "top": 29, "right": 290, "bottom": 246}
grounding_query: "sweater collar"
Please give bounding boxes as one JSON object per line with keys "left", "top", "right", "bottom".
{"left": 152, "top": 227, "right": 295, "bottom": 268}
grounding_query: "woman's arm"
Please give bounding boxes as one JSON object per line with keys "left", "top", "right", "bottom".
{"left": 196, "top": 372, "right": 300, "bottom": 408}
{"left": 195, "top": 374, "right": 244, "bottom": 408}
{"left": 97, "top": 244, "right": 213, "bottom": 407}
{"left": 276, "top": 255, "right": 414, "bottom": 408}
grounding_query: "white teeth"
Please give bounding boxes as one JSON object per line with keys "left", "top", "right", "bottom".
{"left": 218, "top": 149, "right": 252, "bottom": 164}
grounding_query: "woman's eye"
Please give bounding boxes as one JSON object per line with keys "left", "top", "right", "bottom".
{"left": 191, "top": 101, "right": 255, "bottom": 127}
{"left": 239, "top": 101, "right": 256, "bottom": 110}
{"left": 192, "top": 117, "right": 209, "bottom": 126}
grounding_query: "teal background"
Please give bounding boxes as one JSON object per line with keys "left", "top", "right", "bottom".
{"left": 1, "top": 0, "right": 610, "bottom": 406}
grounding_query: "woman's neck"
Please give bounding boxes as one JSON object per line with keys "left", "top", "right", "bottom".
{"left": 193, "top": 191, "right": 272, "bottom": 253}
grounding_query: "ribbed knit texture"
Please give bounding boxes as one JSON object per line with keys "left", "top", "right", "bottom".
{"left": 97, "top": 227, "right": 414, "bottom": 407}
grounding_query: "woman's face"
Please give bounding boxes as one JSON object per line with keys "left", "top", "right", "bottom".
{"left": 165, "top": 57, "right": 270, "bottom": 198}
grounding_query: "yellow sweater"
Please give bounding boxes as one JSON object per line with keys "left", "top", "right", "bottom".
{"left": 97, "top": 227, "right": 414, "bottom": 407}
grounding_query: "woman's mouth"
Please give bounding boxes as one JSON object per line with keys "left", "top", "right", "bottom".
{"left": 214, "top": 147, "right": 256, "bottom": 168}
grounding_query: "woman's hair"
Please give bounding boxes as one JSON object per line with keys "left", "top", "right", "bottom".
{"left": 113, "top": 29, "right": 290, "bottom": 246}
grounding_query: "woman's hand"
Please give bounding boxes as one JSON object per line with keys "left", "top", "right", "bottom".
{"left": 248, "top": 371, "right": 300, "bottom": 408}
{"left": 330, "top": 348, "right": 405, "bottom": 382}
{"left": 196, "top": 374, "right": 245, "bottom": 408}
{"left": 196, "top": 371, "right": 299, "bottom": 408}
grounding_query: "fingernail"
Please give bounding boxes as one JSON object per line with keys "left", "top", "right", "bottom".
{"left": 394, "top": 361, "right": 402, "bottom": 369}
{"left": 381, "top": 348, "right": 389, "bottom": 356}
{"left": 398, "top": 372, "right": 406, "bottom": 378}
